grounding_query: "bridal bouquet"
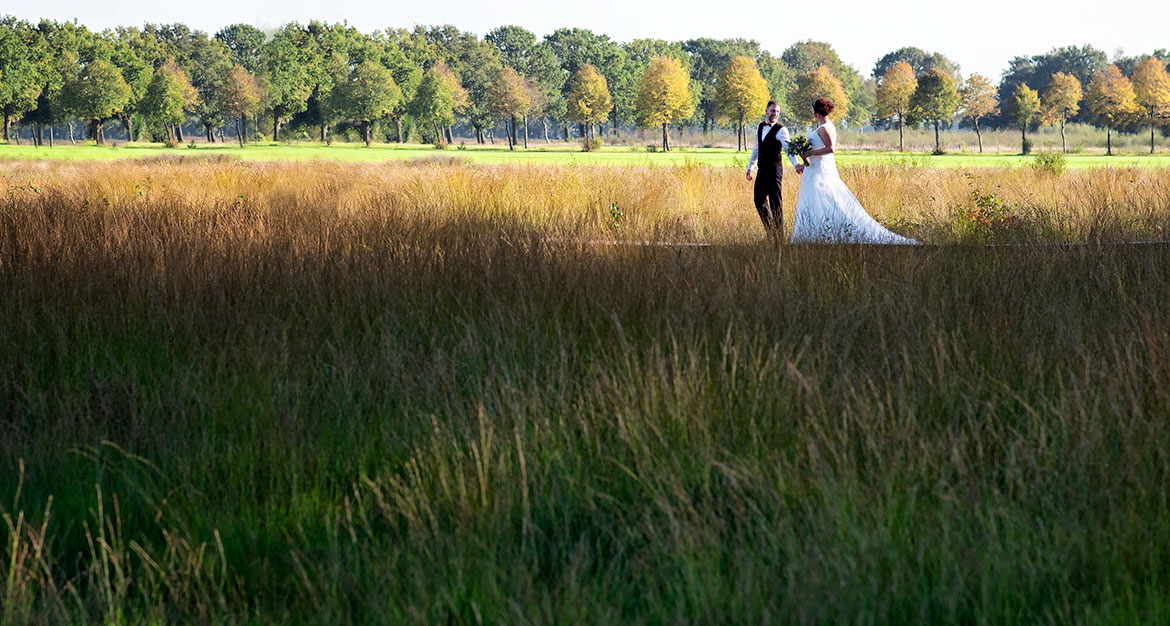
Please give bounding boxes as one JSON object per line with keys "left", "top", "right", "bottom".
{"left": 788, "top": 135, "right": 812, "bottom": 165}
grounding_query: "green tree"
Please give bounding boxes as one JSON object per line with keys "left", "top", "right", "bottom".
{"left": 140, "top": 60, "right": 198, "bottom": 144}
{"left": 1040, "top": 72, "right": 1082, "bottom": 153}
{"left": 490, "top": 65, "right": 531, "bottom": 150}
{"left": 215, "top": 24, "right": 266, "bottom": 75}
{"left": 755, "top": 51, "right": 797, "bottom": 123}
{"left": 1132, "top": 58, "right": 1170, "bottom": 153}
{"left": 219, "top": 64, "right": 262, "bottom": 145}
{"left": 544, "top": 28, "right": 628, "bottom": 138}
{"left": 409, "top": 62, "right": 465, "bottom": 145}
{"left": 62, "top": 58, "right": 131, "bottom": 145}
{"left": 875, "top": 61, "right": 917, "bottom": 152}
{"left": 997, "top": 45, "right": 1106, "bottom": 126}
{"left": 682, "top": 38, "right": 762, "bottom": 133}
{"left": 332, "top": 60, "right": 401, "bottom": 146}
{"left": 791, "top": 66, "right": 849, "bottom": 125}
{"left": 188, "top": 34, "right": 233, "bottom": 142}
{"left": 872, "top": 47, "right": 960, "bottom": 81}
{"left": 107, "top": 31, "right": 154, "bottom": 142}
{"left": 782, "top": 41, "right": 868, "bottom": 126}
{"left": 636, "top": 56, "right": 694, "bottom": 152}
{"left": 0, "top": 17, "right": 46, "bottom": 142}
{"left": 27, "top": 19, "right": 86, "bottom": 147}
{"left": 566, "top": 64, "right": 612, "bottom": 144}
{"left": 486, "top": 26, "right": 562, "bottom": 143}
{"left": 369, "top": 32, "right": 422, "bottom": 143}
{"left": 262, "top": 24, "right": 313, "bottom": 141}
{"left": 907, "top": 67, "right": 959, "bottom": 154}
{"left": 1085, "top": 65, "right": 1139, "bottom": 156}
{"left": 714, "top": 56, "right": 769, "bottom": 151}
{"left": 958, "top": 74, "right": 998, "bottom": 153}
{"left": 1004, "top": 83, "right": 1041, "bottom": 155}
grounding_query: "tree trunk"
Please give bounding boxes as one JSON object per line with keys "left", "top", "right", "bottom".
{"left": 738, "top": 113, "right": 744, "bottom": 151}
{"left": 975, "top": 119, "right": 983, "bottom": 153}
{"left": 662, "top": 123, "right": 669, "bottom": 152}
{"left": 91, "top": 119, "right": 102, "bottom": 145}
{"left": 364, "top": 120, "right": 372, "bottom": 147}
{"left": 395, "top": 118, "right": 403, "bottom": 143}
{"left": 34, "top": 124, "right": 42, "bottom": 147}
{"left": 176, "top": 123, "right": 184, "bottom": 143}
{"left": 236, "top": 117, "right": 244, "bottom": 147}
{"left": 2, "top": 113, "right": 8, "bottom": 141}
{"left": 123, "top": 115, "right": 134, "bottom": 143}
{"left": 1061, "top": 116, "right": 1067, "bottom": 153}
{"left": 898, "top": 114, "right": 904, "bottom": 152}
{"left": 505, "top": 119, "right": 513, "bottom": 150}
{"left": 273, "top": 116, "right": 280, "bottom": 142}
{"left": 205, "top": 124, "right": 213, "bottom": 143}
{"left": 523, "top": 115, "right": 529, "bottom": 149}
{"left": 48, "top": 123, "right": 54, "bottom": 148}
{"left": 242, "top": 115, "right": 249, "bottom": 145}
{"left": 934, "top": 120, "right": 940, "bottom": 153}
{"left": 543, "top": 117, "right": 550, "bottom": 144}
{"left": 321, "top": 123, "right": 328, "bottom": 143}
{"left": 1107, "top": 127, "right": 1112, "bottom": 156}
{"left": 68, "top": 121, "right": 75, "bottom": 145}
{"left": 445, "top": 125, "right": 454, "bottom": 144}
{"left": 1152, "top": 114, "right": 1156, "bottom": 154}
{"left": 1020, "top": 126, "right": 1026, "bottom": 155}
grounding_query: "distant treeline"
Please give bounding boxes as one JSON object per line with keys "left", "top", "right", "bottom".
{"left": 0, "top": 17, "right": 1167, "bottom": 152}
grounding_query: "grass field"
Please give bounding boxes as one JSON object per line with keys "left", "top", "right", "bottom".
{"left": 5, "top": 140, "right": 1170, "bottom": 169}
{"left": 3, "top": 160, "right": 1170, "bottom": 624}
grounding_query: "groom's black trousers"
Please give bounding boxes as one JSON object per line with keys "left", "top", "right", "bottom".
{"left": 753, "top": 165, "right": 783, "bottom": 232}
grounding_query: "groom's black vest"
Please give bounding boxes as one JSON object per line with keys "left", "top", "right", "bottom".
{"left": 756, "top": 122, "right": 785, "bottom": 177}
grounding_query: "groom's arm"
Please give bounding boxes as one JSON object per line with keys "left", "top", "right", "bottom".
{"left": 746, "top": 129, "right": 759, "bottom": 180}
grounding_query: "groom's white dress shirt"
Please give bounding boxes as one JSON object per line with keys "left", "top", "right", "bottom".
{"left": 746, "top": 123, "right": 801, "bottom": 175}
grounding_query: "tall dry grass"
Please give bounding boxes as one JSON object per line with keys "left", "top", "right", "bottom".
{"left": 3, "top": 158, "right": 1170, "bottom": 624}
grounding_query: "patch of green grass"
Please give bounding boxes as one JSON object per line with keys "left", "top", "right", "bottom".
{"left": 4, "top": 140, "right": 1170, "bottom": 168}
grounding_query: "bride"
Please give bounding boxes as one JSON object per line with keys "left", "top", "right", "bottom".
{"left": 790, "top": 98, "right": 919, "bottom": 245}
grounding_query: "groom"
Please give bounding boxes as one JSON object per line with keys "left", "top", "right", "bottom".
{"left": 746, "top": 101, "right": 803, "bottom": 233}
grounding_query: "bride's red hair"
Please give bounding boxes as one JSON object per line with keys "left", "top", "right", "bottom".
{"left": 813, "top": 98, "right": 836, "bottom": 116}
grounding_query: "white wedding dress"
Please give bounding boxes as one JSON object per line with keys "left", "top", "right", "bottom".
{"left": 790, "top": 121, "right": 918, "bottom": 245}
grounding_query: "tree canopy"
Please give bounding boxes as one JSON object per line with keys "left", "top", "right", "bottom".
{"left": 715, "top": 55, "right": 769, "bottom": 151}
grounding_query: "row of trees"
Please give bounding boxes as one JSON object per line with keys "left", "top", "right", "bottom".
{"left": 1, "top": 18, "right": 1168, "bottom": 152}
{"left": 872, "top": 51, "right": 1170, "bottom": 154}
{"left": 0, "top": 18, "right": 891, "bottom": 149}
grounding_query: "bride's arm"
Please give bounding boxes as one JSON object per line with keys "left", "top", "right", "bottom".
{"left": 802, "top": 126, "right": 835, "bottom": 158}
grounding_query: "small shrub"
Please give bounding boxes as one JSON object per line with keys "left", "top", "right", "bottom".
{"left": 187, "top": 140, "right": 198, "bottom": 150}
{"left": 581, "top": 138, "right": 602, "bottom": 152}
{"left": 1021, "top": 137, "right": 1033, "bottom": 155}
{"left": 1032, "top": 152, "right": 1067, "bottom": 175}
{"left": 646, "top": 144, "right": 658, "bottom": 153}
{"left": 432, "top": 141, "right": 449, "bottom": 150}
{"left": 456, "top": 142, "right": 467, "bottom": 151}
{"left": 609, "top": 201, "right": 624, "bottom": 231}
{"left": 959, "top": 172, "right": 1020, "bottom": 240}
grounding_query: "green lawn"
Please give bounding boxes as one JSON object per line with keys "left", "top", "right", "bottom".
{"left": 4, "top": 140, "right": 1170, "bottom": 168}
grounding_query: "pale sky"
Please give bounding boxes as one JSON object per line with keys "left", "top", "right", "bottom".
{"left": 5, "top": 0, "right": 1167, "bottom": 80}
